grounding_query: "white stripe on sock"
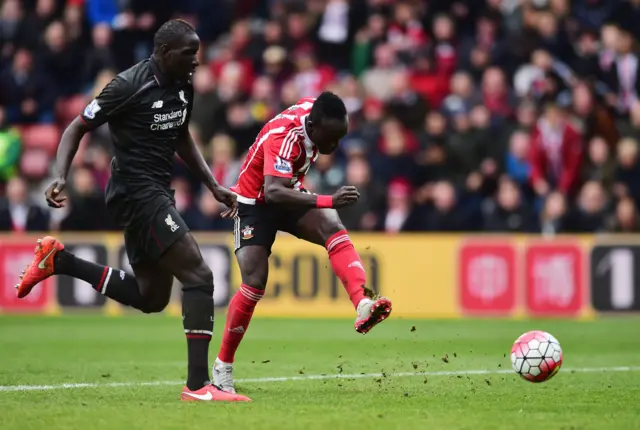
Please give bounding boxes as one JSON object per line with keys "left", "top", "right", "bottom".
{"left": 240, "top": 287, "right": 262, "bottom": 302}
{"left": 327, "top": 235, "right": 349, "bottom": 251}
{"left": 184, "top": 330, "right": 213, "bottom": 335}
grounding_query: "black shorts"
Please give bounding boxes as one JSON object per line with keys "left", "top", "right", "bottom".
{"left": 233, "top": 202, "right": 311, "bottom": 254}
{"left": 105, "top": 178, "right": 189, "bottom": 264}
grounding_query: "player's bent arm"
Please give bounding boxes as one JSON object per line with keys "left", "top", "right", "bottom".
{"left": 175, "top": 131, "right": 221, "bottom": 192}
{"left": 264, "top": 176, "right": 329, "bottom": 207}
{"left": 54, "top": 117, "right": 91, "bottom": 179}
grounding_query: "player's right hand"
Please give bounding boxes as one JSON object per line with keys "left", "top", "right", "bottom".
{"left": 212, "top": 185, "right": 239, "bottom": 218}
{"left": 332, "top": 186, "right": 360, "bottom": 208}
{"left": 44, "top": 178, "right": 67, "bottom": 208}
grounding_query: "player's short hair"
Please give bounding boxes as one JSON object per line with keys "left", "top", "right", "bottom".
{"left": 154, "top": 19, "right": 196, "bottom": 51}
{"left": 310, "top": 92, "right": 347, "bottom": 125}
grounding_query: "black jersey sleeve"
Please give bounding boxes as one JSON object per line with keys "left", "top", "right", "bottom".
{"left": 81, "top": 76, "right": 135, "bottom": 129}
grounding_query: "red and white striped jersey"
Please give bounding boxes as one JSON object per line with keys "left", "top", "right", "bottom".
{"left": 231, "top": 98, "right": 319, "bottom": 204}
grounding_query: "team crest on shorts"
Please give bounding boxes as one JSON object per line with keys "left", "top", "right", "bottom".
{"left": 241, "top": 225, "right": 254, "bottom": 240}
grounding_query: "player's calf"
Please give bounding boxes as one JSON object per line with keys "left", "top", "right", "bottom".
{"left": 214, "top": 284, "right": 265, "bottom": 393}
{"left": 16, "top": 237, "right": 149, "bottom": 311}
{"left": 324, "top": 229, "right": 393, "bottom": 334}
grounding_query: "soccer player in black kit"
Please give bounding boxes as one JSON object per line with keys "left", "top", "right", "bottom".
{"left": 15, "top": 20, "right": 251, "bottom": 402}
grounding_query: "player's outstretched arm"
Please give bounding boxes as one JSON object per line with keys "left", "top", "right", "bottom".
{"left": 176, "top": 131, "right": 238, "bottom": 217}
{"left": 45, "top": 117, "right": 91, "bottom": 208}
{"left": 264, "top": 176, "right": 360, "bottom": 209}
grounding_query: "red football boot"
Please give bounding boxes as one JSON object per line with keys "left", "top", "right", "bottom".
{"left": 16, "top": 236, "right": 65, "bottom": 299}
{"left": 180, "top": 384, "right": 252, "bottom": 402}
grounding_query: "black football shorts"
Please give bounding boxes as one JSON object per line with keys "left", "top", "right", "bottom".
{"left": 233, "top": 202, "right": 311, "bottom": 254}
{"left": 106, "top": 178, "right": 189, "bottom": 264}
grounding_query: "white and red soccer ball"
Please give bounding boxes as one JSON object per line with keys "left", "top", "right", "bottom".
{"left": 511, "top": 330, "right": 563, "bottom": 383}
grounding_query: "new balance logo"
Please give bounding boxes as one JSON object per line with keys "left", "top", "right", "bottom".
{"left": 230, "top": 326, "right": 245, "bottom": 334}
{"left": 165, "top": 214, "right": 179, "bottom": 232}
{"left": 152, "top": 100, "right": 163, "bottom": 108}
{"left": 348, "top": 261, "right": 365, "bottom": 271}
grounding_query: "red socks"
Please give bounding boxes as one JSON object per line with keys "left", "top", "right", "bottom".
{"left": 326, "top": 230, "right": 367, "bottom": 308}
{"left": 218, "top": 284, "right": 264, "bottom": 364}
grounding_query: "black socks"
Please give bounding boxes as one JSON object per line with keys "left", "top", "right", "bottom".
{"left": 182, "top": 285, "right": 215, "bottom": 391}
{"left": 54, "top": 250, "right": 145, "bottom": 309}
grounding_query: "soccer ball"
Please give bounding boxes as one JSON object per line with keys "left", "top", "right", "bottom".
{"left": 510, "top": 330, "right": 563, "bottom": 383}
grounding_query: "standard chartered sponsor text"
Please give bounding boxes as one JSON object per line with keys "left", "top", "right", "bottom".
{"left": 150, "top": 109, "right": 187, "bottom": 131}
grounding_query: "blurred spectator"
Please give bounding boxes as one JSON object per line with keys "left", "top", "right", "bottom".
{"left": 0, "top": 0, "right": 25, "bottom": 61}
{"left": 361, "top": 44, "right": 400, "bottom": 101}
{"left": 339, "top": 156, "right": 384, "bottom": 231}
{"left": 603, "top": 26, "right": 640, "bottom": 118}
{"left": 60, "top": 167, "right": 109, "bottom": 231}
{"left": 608, "top": 196, "right": 640, "bottom": 232}
{"left": 191, "top": 67, "right": 225, "bottom": 145}
{"left": 567, "top": 180, "right": 609, "bottom": 232}
{"left": 581, "top": 136, "right": 615, "bottom": 189}
{"left": 291, "top": 48, "right": 335, "bottom": 99}
{"left": 306, "top": 154, "right": 345, "bottom": 195}
{"left": 0, "top": 176, "right": 48, "bottom": 231}
{"left": 17, "top": 0, "right": 58, "bottom": 50}
{"left": 209, "top": 134, "right": 241, "bottom": 189}
{"left": 483, "top": 176, "right": 537, "bottom": 232}
{"left": 386, "top": 1, "right": 426, "bottom": 62}
{"left": 0, "top": 49, "right": 56, "bottom": 124}
{"left": 38, "top": 20, "right": 83, "bottom": 96}
{"left": 375, "top": 118, "right": 418, "bottom": 184}
{"left": 421, "top": 180, "right": 470, "bottom": 231}
{"left": 386, "top": 69, "right": 428, "bottom": 131}
{"left": 315, "top": 0, "right": 366, "bottom": 72}
{"left": 530, "top": 101, "right": 583, "bottom": 197}
{"left": 614, "top": 137, "right": 640, "bottom": 207}
{"left": 447, "top": 106, "right": 492, "bottom": 188}
{"left": 441, "top": 72, "right": 479, "bottom": 118}
{"left": 186, "top": 191, "right": 233, "bottom": 231}
{"left": 570, "top": 81, "right": 619, "bottom": 147}
{"left": 504, "top": 129, "right": 532, "bottom": 187}
{"left": 375, "top": 177, "right": 418, "bottom": 233}
{"left": 481, "top": 67, "right": 515, "bottom": 122}
{"left": 540, "top": 191, "right": 569, "bottom": 236}
{"left": 83, "top": 23, "right": 117, "bottom": 86}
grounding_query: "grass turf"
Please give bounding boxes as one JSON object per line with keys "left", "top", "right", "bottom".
{"left": 0, "top": 315, "right": 639, "bottom": 430}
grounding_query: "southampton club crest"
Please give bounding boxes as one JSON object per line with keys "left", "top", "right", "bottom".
{"left": 241, "top": 225, "right": 254, "bottom": 240}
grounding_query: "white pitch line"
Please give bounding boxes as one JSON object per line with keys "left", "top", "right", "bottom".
{"left": 0, "top": 366, "right": 639, "bottom": 393}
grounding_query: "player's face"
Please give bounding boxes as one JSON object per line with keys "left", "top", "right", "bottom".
{"left": 310, "top": 117, "right": 348, "bottom": 154}
{"left": 164, "top": 33, "right": 200, "bottom": 80}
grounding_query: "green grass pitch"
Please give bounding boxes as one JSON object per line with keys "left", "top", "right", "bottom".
{"left": 0, "top": 315, "right": 639, "bottom": 430}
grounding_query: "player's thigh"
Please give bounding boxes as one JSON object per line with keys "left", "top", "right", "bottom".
{"left": 159, "top": 231, "right": 213, "bottom": 287}
{"left": 232, "top": 203, "right": 277, "bottom": 290}
{"left": 235, "top": 245, "right": 270, "bottom": 290}
{"left": 289, "top": 208, "right": 346, "bottom": 246}
{"left": 131, "top": 260, "right": 174, "bottom": 310}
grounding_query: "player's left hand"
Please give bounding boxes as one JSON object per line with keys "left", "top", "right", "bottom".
{"left": 212, "top": 186, "right": 238, "bottom": 218}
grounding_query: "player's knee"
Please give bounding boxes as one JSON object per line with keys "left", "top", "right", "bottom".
{"left": 319, "top": 220, "right": 346, "bottom": 243}
{"left": 139, "top": 300, "right": 168, "bottom": 314}
{"left": 241, "top": 268, "right": 268, "bottom": 291}
{"left": 191, "top": 263, "right": 214, "bottom": 287}
{"left": 177, "top": 258, "right": 214, "bottom": 287}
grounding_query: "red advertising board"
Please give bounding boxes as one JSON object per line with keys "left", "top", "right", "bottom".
{"left": 524, "top": 242, "right": 584, "bottom": 317}
{"left": 459, "top": 241, "right": 516, "bottom": 315}
{"left": 0, "top": 243, "right": 52, "bottom": 312}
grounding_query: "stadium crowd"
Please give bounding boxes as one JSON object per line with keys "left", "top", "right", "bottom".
{"left": 2, "top": 0, "right": 640, "bottom": 234}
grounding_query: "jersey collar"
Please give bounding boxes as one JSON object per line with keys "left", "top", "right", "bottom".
{"left": 149, "top": 56, "right": 170, "bottom": 87}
